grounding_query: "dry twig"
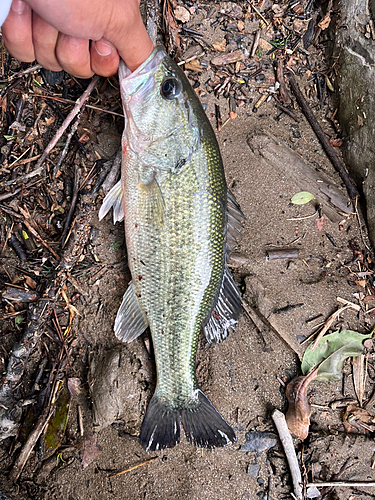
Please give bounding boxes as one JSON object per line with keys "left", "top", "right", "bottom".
{"left": 272, "top": 409, "right": 303, "bottom": 500}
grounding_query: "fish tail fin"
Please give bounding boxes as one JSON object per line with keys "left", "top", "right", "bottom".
{"left": 140, "top": 390, "right": 236, "bottom": 451}
{"left": 181, "top": 390, "right": 236, "bottom": 448}
{"left": 140, "top": 395, "right": 181, "bottom": 452}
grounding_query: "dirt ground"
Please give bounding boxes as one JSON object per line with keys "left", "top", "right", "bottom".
{"left": 0, "top": 2, "right": 375, "bottom": 500}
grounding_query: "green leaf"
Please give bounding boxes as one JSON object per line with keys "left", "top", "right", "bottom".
{"left": 302, "top": 329, "right": 372, "bottom": 381}
{"left": 291, "top": 191, "right": 315, "bottom": 205}
{"left": 44, "top": 383, "right": 71, "bottom": 458}
{"left": 110, "top": 240, "right": 123, "bottom": 250}
{"left": 14, "top": 315, "right": 25, "bottom": 326}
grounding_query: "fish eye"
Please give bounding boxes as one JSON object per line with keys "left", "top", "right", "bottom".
{"left": 161, "top": 78, "right": 181, "bottom": 99}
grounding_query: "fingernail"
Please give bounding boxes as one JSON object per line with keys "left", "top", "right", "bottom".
{"left": 94, "top": 39, "right": 114, "bottom": 57}
{"left": 11, "top": 0, "right": 26, "bottom": 14}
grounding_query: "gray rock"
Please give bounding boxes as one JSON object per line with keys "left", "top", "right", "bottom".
{"left": 239, "top": 431, "right": 277, "bottom": 453}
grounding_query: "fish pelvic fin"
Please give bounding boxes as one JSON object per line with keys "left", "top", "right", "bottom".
{"left": 98, "top": 180, "right": 124, "bottom": 224}
{"left": 115, "top": 281, "right": 149, "bottom": 342}
{"left": 203, "top": 267, "right": 242, "bottom": 343}
{"left": 140, "top": 390, "right": 236, "bottom": 451}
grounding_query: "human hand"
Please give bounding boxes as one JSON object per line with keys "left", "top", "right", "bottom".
{"left": 2, "top": 0, "right": 154, "bottom": 78}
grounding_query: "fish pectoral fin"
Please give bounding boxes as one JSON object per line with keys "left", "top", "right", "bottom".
{"left": 138, "top": 175, "right": 165, "bottom": 225}
{"left": 226, "top": 188, "right": 245, "bottom": 255}
{"left": 98, "top": 180, "right": 124, "bottom": 224}
{"left": 114, "top": 281, "right": 149, "bottom": 342}
{"left": 203, "top": 267, "right": 242, "bottom": 343}
{"left": 140, "top": 390, "right": 236, "bottom": 451}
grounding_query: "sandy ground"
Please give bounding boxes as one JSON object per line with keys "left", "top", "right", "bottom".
{"left": 1, "top": 2, "right": 375, "bottom": 500}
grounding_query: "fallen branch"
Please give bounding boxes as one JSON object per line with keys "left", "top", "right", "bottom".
{"left": 272, "top": 409, "right": 303, "bottom": 500}
{"left": 288, "top": 74, "right": 359, "bottom": 201}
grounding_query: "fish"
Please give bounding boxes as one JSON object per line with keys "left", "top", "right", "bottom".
{"left": 99, "top": 46, "right": 244, "bottom": 451}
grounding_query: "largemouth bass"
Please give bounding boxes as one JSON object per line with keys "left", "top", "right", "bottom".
{"left": 99, "top": 46, "right": 244, "bottom": 451}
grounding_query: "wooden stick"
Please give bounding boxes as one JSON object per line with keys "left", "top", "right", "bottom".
{"left": 109, "top": 457, "right": 158, "bottom": 478}
{"left": 310, "top": 305, "right": 351, "bottom": 350}
{"left": 23, "top": 220, "right": 60, "bottom": 261}
{"left": 247, "top": 1, "right": 270, "bottom": 26}
{"left": 288, "top": 74, "right": 359, "bottom": 201}
{"left": 308, "top": 482, "right": 375, "bottom": 488}
{"left": 272, "top": 409, "right": 303, "bottom": 500}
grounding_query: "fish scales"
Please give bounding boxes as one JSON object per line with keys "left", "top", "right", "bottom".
{"left": 99, "top": 46, "right": 244, "bottom": 451}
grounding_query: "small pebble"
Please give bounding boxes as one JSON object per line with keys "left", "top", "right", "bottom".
{"left": 247, "top": 463, "right": 260, "bottom": 477}
{"left": 306, "top": 486, "right": 321, "bottom": 499}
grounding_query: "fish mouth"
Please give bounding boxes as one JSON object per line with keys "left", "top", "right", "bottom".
{"left": 118, "top": 46, "right": 167, "bottom": 152}
{"left": 118, "top": 46, "right": 166, "bottom": 97}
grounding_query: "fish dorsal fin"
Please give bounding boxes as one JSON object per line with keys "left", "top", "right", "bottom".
{"left": 226, "top": 189, "right": 245, "bottom": 255}
{"left": 114, "top": 281, "right": 149, "bottom": 342}
{"left": 98, "top": 180, "right": 124, "bottom": 224}
{"left": 138, "top": 175, "right": 165, "bottom": 225}
{"left": 203, "top": 267, "right": 242, "bottom": 343}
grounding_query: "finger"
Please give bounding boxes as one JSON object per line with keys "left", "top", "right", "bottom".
{"left": 55, "top": 34, "right": 93, "bottom": 79}
{"left": 32, "top": 13, "right": 62, "bottom": 72}
{"left": 106, "top": 4, "right": 154, "bottom": 72}
{"left": 2, "top": 0, "right": 35, "bottom": 62}
{"left": 90, "top": 39, "right": 120, "bottom": 77}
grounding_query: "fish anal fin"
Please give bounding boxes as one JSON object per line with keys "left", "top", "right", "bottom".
{"left": 114, "top": 281, "right": 149, "bottom": 342}
{"left": 203, "top": 267, "right": 242, "bottom": 343}
{"left": 140, "top": 390, "right": 236, "bottom": 451}
{"left": 138, "top": 175, "right": 165, "bottom": 225}
{"left": 98, "top": 180, "right": 124, "bottom": 223}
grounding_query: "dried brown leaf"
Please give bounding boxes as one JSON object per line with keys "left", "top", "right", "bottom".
{"left": 174, "top": 5, "right": 190, "bottom": 23}
{"left": 237, "top": 20, "right": 244, "bottom": 32}
{"left": 67, "top": 377, "right": 82, "bottom": 397}
{"left": 285, "top": 366, "right": 319, "bottom": 440}
{"left": 184, "top": 60, "right": 204, "bottom": 72}
{"left": 211, "top": 50, "right": 243, "bottom": 66}
{"left": 212, "top": 40, "right": 227, "bottom": 52}
{"left": 363, "top": 295, "right": 375, "bottom": 304}
{"left": 329, "top": 138, "right": 343, "bottom": 147}
{"left": 315, "top": 216, "right": 326, "bottom": 232}
{"left": 318, "top": 13, "right": 331, "bottom": 30}
{"left": 81, "top": 434, "right": 102, "bottom": 469}
{"left": 355, "top": 279, "right": 367, "bottom": 287}
{"left": 24, "top": 275, "right": 37, "bottom": 289}
{"left": 352, "top": 355, "right": 365, "bottom": 406}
